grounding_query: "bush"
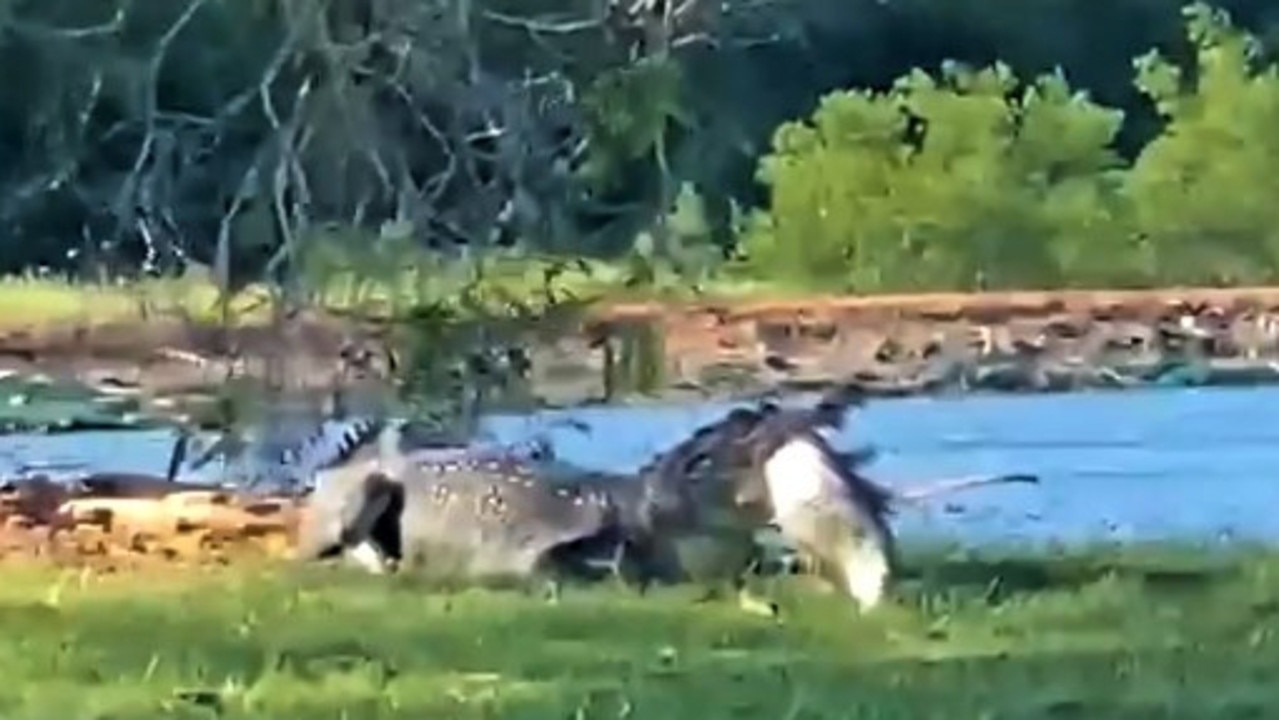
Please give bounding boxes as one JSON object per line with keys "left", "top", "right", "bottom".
{"left": 1125, "top": 3, "right": 1279, "bottom": 285}
{"left": 741, "top": 3, "right": 1279, "bottom": 291}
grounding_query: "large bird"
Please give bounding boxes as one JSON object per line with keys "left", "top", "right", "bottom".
{"left": 740, "top": 391, "right": 1036, "bottom": 611}
{"left": 640, "top": 383, "right": 1038, "bottom": 612}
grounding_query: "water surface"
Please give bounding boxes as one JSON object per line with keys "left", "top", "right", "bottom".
{"left": 3, "top": 387, "right": 1276, "bottom": 547}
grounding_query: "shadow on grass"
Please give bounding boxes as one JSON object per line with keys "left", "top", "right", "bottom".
{"left": 788, "top": 642, "right": 1279, "bottom": 719}
{"left": 897, "top": 544, "right": 1246, "bottom": 606}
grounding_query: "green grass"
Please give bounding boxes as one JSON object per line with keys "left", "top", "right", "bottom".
{"left": 1, "top": 542, "right": 1276, "bottom": 719}
{"left": 0, "top": 258, "right": 791, "bottom": 332}
{"left": 0, "top": 274, "right": 266, "bottom": 330}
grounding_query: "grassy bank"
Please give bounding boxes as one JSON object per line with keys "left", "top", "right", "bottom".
{"left": 0, "top": 543, "right": 1275, "bottom": 719}
{"left": 0, "top": 261, "right": 790, "bottom": 332}
{"left": 0, "top": 275, "right": 268, "bottom": 330}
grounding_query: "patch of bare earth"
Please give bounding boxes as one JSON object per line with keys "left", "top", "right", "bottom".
{"left": 0, "top": 479, "right": 299, "bottom": 573}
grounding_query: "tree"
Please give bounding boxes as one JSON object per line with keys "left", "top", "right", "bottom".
{"left": 1126, "top": 2, "right": 1279, "bottom": 285}
{"left": 741, "top": 61, "right": 1129, "bottom": 291}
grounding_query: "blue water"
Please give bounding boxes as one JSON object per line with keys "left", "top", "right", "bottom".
{"left": 3, "top": 386, "right": 1277, "bottom": 547}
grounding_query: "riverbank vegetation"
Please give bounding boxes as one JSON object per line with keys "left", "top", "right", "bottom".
{"left": 4, "top": 1, "right": 1279, "bottom": 317}
{"left": 0, "top": 543, "right": 1273, "bottom": 718}
{"left": 0, "top": 253, "right": 783, "bottom": 331}
{"left": 10, "top": 1, "right": 1279, "bottom": 430}
{"left": 742, "top": 3, "right": 1279, "bottom": 292}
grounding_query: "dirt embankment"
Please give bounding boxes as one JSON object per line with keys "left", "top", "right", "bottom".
{"left": 4, "top": 286, "right": 1279, "bottom": 402}
{"left": 0, "top": 478, "right": 299, "bottom": 571}
{"left": 604, "top": 286, "right": 1279, "bottom": 354}
{"left": 591, "top": 287, "right": 1279, "bottom": 393}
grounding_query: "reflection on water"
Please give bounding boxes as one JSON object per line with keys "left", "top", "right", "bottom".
{"left": 4, "top": 386, "right": 1278, "bottom": 547}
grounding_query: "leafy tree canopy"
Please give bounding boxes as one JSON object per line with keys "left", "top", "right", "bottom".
{"left": 741, "top": 3, "right": 1279, "bottom": 291}
{"left": 4, "top": 1, "right": 1279, "bottom": 295}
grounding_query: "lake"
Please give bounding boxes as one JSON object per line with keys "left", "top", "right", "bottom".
{"left": 3, "top": 386, "right": 1276, "bottom": 548}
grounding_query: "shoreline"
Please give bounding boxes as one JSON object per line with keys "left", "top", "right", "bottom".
{"left": 10, "top": 283, "right": 1279, "bottom": 330}
{"left": 599, "top": 285, "right": 1279, "bottom": 321}
{"left": 1, "top": 284, "right": 1278, "bottom": 432}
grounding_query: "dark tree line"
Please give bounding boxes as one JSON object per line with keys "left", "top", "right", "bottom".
{"left": 2, "top": 0, "right": 1278, "bottom": 291}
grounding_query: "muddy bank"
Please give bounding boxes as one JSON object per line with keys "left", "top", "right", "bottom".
{"left": 594, "top": 286, "right": 1279, "bottom": 397}
{"left": 2, "top": 287, "right": 1279, "bottom": 427}
{"left": 0, "top": 314, "right": 617, "bottom": 430}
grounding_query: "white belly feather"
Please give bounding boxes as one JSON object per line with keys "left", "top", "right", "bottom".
{"left": 761, "top": 436, "right": 834, "bottom": 519}
{"left": 759, "top": 434, "right": 891, "bottom": 611}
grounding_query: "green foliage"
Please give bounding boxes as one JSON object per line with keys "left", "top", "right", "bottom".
{"left": 1126, "top": 3, "right": 1279, "bottom": 284}
{"left": 620, "top": 182, "right": 724, "bottom": 293}
{"left": 742, "top": 3, "right": 1279, "bottom": 291}
{"left": 292, "top": 225, "right": 602, "bottom": 429}
{"left": 743, "top": 64, "right": 1128, "bottom": 291}
{"left": 580, "top": 58, "right": 688, "bottom": 190}
{"left": 13, "top": 0, "right": 1279, "bottom": 297}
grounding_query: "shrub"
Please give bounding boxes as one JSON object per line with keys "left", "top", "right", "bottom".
{"left": 742, "top": 3, "right": 1279, "bottom": 291}
{"left": 1125, "top": 3, "right": 1279, "bottom": 285}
